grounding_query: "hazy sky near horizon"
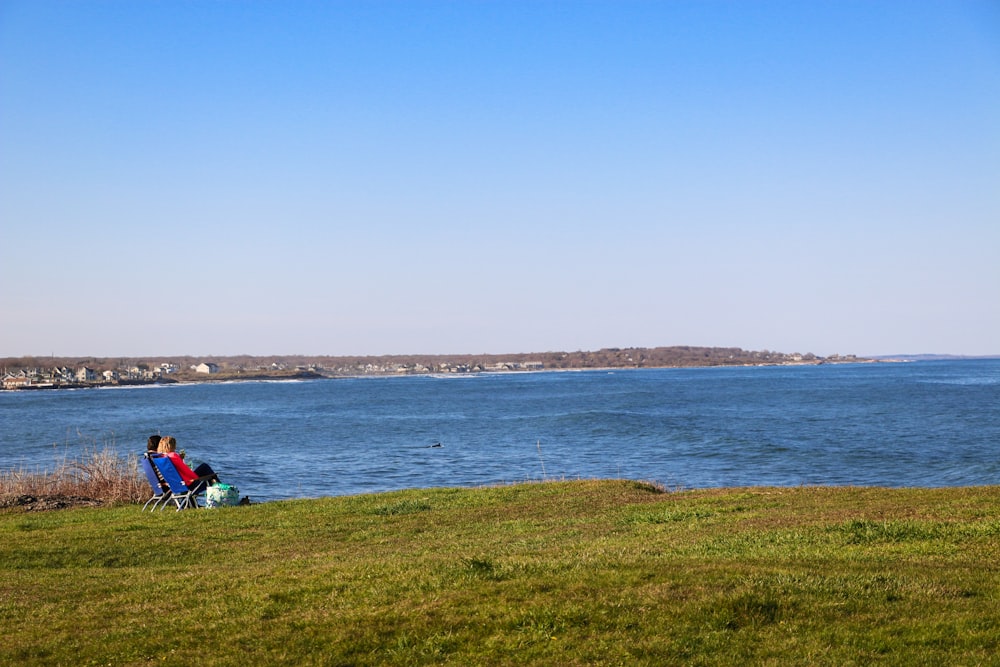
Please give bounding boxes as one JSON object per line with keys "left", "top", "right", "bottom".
{"left": 2, "top": 1, "right": 998, "bottom": 358}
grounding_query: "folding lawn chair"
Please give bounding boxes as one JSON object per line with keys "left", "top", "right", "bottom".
{"left": 140, "top": 453, "right": 171, "bottom": 511}
{"left": 152, "top": 455, "right": 210, "bottom": 511}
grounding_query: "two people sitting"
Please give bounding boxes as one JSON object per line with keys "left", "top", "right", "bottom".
{"left": 146, "top": 434, "right": 220, "bottom": 491}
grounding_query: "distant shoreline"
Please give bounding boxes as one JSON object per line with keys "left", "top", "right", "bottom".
{"left": 1, "top": 358, "right": 889, "bottom": 392}
{"left": 11, "top": 345, "right": 995, "bottom": 392}
{"left": 0, "top": 370, "right": 324, "bottom": 391}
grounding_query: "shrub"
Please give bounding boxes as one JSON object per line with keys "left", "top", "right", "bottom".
{"left": 0, "top": 447, "right": 147, "bottom": 505}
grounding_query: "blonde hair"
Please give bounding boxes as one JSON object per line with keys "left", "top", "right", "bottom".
{"left": 158, "top": 436, "right": 177, "bottom": 453}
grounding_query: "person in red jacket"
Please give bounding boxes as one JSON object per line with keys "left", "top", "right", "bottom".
{"left": 157, "top": 436, "right": 220, "bottom": 487}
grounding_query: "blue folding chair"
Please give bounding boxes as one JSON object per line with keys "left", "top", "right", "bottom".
{"left": 152, "top": 456, "right": 208, "bottom": 511}
{"left": 140, "top": 454, "right": 171, "bottom": 511}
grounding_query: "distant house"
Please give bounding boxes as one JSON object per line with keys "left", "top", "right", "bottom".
{"left": 3, "top": 376, "right": 31, "bottom": 390}
{"left": 195, "top": 362, "right": 220, "bottom": 374}
{"left": 76, "top": 367, "right": 97, "bottom": 382}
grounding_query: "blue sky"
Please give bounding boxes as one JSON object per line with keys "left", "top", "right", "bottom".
{"left": 1, "top": 1, "right": 998, "bottom": 358}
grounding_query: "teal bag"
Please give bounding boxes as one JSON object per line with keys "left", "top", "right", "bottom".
{"left": 205, "top": 483, "right": 240, "bottom": 508}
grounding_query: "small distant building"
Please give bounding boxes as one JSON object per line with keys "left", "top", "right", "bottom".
{"left": 3, "top": 376, "right": 32, "bottom": 390}
{"left": 54, "top": 367, "right": 75, "bottom": 382}
{"left": 76, "top": 367, "right": 97, "bottom": 382}
{"left": 195, "top": 362, "right": 220, "bottom": 374}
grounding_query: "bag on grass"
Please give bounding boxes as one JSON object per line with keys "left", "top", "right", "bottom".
{"left": 205, "top": 483, "right": 240, "bottom": 508}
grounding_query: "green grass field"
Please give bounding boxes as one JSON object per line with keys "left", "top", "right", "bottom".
{"left": 3, "top": 480, "right": 999, "bottom": 665}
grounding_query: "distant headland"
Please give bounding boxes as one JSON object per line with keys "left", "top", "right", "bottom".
{"left": 1, "top": 346, "right": 872, "bottom": 390}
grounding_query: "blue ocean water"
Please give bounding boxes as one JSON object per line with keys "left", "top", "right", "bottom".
{"left": 1, "top": 360, "right": 998, "bottom": 501}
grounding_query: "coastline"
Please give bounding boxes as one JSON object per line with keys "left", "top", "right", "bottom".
{"left": 0, "top": 370, "right": 324, "bottom": 392}
{"left": 0, "top": 359, "right": 884, "bottom": 392}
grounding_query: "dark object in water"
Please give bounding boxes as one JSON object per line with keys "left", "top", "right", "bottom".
{"left": 239, "top": 496, "right": 251, "bottom": 506}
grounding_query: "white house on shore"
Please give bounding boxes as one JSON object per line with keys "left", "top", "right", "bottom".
{"left": 195, "top": 362, "right": 220, "bottom": 374}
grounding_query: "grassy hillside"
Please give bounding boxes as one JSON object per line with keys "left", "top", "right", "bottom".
{"left": 3, "top": 481, "right": 999, "bottom": 665}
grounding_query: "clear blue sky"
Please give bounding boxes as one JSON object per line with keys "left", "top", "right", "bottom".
{"left": 2, "top": 1, "right": 998, "bottom": 358}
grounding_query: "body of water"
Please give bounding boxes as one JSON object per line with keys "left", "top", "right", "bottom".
{"left": 1, "top": 360, "right": 998, "bottom": 501}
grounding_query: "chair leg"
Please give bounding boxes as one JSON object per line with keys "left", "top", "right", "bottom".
{"left": 142, "top": 494, "right": 168, "bottom": 511}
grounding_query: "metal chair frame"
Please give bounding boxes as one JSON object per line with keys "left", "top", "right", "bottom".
{"left": 152, "top": 455, "right": 210, "bottom": 511}
{"left": 140, "top": 454, "right": 171, "bottom": 511}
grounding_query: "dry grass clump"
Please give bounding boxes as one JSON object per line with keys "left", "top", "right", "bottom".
{"left": 0, "top": 447, "right": 147, "bottom": 505}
